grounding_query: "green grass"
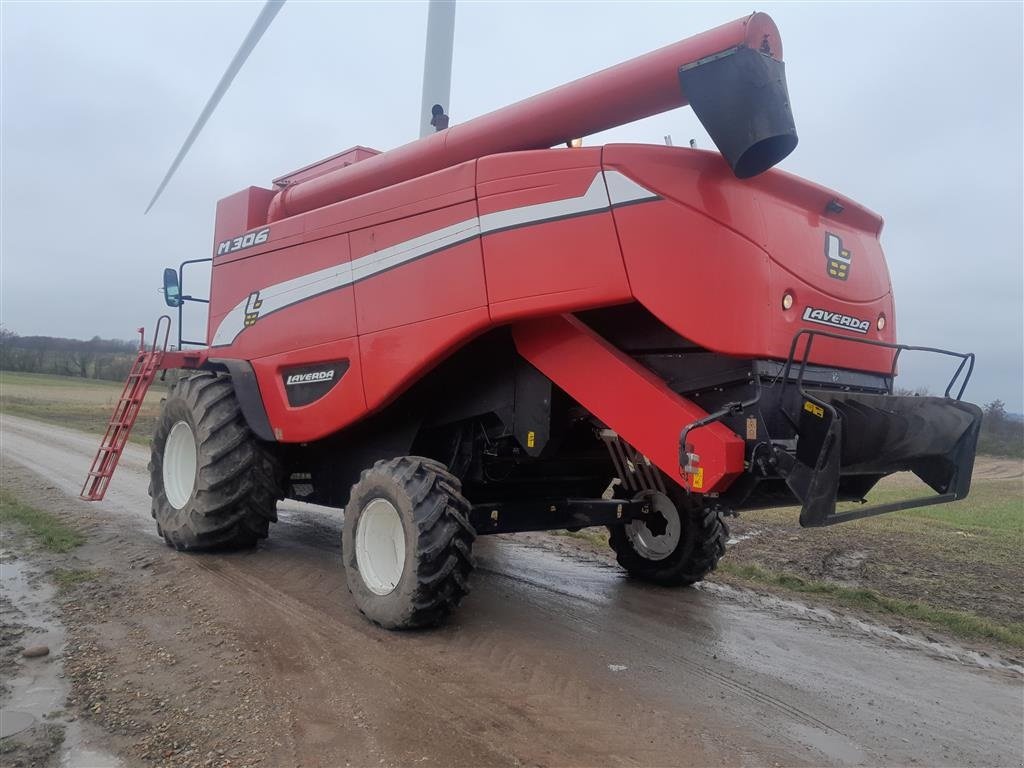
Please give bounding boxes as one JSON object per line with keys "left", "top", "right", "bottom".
{"left": 718, "top": 561, "right": 1024, "bottom": 649}
{"left": 892, "top": 484, "right": 1022, "bottom": 533}
{"left": 842, "top": 481, "right": 1022, "bottom": 533}
{"left": 0, "top": 489, "right": 84, "bottom": 553}
{"left": 50, "top": 567, "right": 99, "bottom": 589}
{"left": 1, "top": 370, "right": 164, "bottom": 445}
{"left": 743, "top": 479, "right": 1023, "bottom": 569}
{"left": 550, "top": 528, "right": 608, "bottom": 547}
{"left": 0, "top": 371, "right": 126, "bottom": 390}
{"left": 747, "top": 479, "right": 1023, "bottom": 534}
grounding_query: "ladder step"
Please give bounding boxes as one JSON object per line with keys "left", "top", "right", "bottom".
{"left": 81, "top": 331, "right": 166, "bottom": 502}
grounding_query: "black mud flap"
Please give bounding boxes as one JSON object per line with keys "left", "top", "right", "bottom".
{"left": 774, "top": 394, "right": 983, "bottom": 527}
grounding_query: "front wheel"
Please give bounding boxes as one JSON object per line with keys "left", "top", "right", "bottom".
{"left": 342, "top": 457, "right": 475, "bottom": 630}
{"left": 608, "top": 488, "right": 727, "bottom": 586}
{"left": 148, "top": 372, "right": 283, "bottom": 551}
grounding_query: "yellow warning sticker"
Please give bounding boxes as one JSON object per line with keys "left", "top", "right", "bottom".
{"left": 746, "top": 417, "right": 758, "bottom": 440}
{"left": 692, "top": 467, "right": 704, "bottom": 490}
{"left": 804, "top": 401, "right": 825, "bottom": 418}
{"left": 527, "top": 431, "right": 536, "bottom": 448}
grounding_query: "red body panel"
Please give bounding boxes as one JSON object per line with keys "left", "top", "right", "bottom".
{"left": 252, "top": 337, "right": 366, "bottom": 443}
{"left": 478, "top": 150, "right": 630, "bottom": 321}
{"left": 350, "top": 203, "right": 486, "bottom": 334}
{"left": 603, "top": 146, "right": 896, "bottom": 373}
{"left": 360, "top": 307, "right": 491, "bottom": 414}
{"left": 191, "top": 125, "right": 900, "bottom": 519}
{"left": 214, "top": 187, "right": 276, "bottom": 249}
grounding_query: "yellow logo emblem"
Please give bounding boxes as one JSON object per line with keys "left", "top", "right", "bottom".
{"left": 825, "top": 232, "right": 852, "bottom": 281}
{"left": 804, "top": 401, "right": 825, "bottom": 418}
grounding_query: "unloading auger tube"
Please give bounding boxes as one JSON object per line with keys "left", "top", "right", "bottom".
{"left": 267, "top": 12, "right": 797, "bottom": 221}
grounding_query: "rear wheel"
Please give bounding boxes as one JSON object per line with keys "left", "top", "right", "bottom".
{"left": 148, "top": 372, "right": 283, "bottom": 550}
{"left": 342, "top": 457, "right": 475, "bottom": 629}
{"left": 608, "top": 487, "right": 727, "bottom": 586}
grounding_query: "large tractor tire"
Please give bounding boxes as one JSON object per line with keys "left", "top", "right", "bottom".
{"left": 342, "top": 456, "right": 475, "bottom": 630}
{"left": 608, "top": 487, "right": 728, "bottom": 586}
{"left": 148, "top": 371, "right": 283, "bottom": 551}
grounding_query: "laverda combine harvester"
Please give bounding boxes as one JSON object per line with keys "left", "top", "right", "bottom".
{"left": 83, "top": 12, "right": 982, "bottom": 629}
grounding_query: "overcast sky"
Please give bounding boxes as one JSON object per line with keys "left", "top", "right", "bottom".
{"left": 2, "top": 1, "right": 1022, "bottom": 409}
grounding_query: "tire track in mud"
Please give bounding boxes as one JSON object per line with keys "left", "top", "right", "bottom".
{"left": 476, "top": 562, "right": 843, "bottom": 737}
{"left": 188, "top": 539, "right": 739, "bottom": 767}
{"left": 232, "top": 511, "right": 791, "bottom": 764}
{"left": 3, "top": 413, "right": 1022, "bottom": 768}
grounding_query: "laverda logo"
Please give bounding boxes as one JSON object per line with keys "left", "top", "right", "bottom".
{"left": 825, "top": 232, "right": 852, "bottom": 281}
{"left": 802, "top": 307, "right": 870, "bottom": 334}
{"left": 286, "top": 370, "right": 335, "bottom": 386}
{"left": 217, "top": 228, "right": 269, "bottom": 257}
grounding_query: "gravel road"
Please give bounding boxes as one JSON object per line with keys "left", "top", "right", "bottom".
{"left": 2, "top": 413, "right": 1021, "bottom": 767}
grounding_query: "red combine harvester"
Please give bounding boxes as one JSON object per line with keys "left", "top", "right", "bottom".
{"left": 83, "top": 13, "right": 981, "bottom": 629}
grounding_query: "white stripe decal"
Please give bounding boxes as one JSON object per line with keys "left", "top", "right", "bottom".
{"left": 605, "top": 170, "right": 660, "bottom": 206}
{"left": 211, "top": 171, "right": 658, "bottom": 347}
{"left": 478, "top": 174, "right": 610, "bottom": 233}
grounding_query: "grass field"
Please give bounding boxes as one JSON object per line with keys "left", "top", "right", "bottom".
{"left": 0, "top": 370, "right": 166, "bottom": 445}
{"left": 0, "top": 488, "right": 85, "bottom": 553}
{"left": 718, "top": 468, "right": 1024, "bottom": 648}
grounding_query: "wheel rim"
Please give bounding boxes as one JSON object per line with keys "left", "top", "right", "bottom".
{"left": 162, "top": 420, "right": 197, "bottom": 510}
{"left": 355, "top": 498, "right": 406, "bottom": 595}
{"left": 625, "top": 491, "right": 681, "bottom": 561}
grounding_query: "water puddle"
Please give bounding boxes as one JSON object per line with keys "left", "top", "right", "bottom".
{"left": 0, "top": 552, "right": 122, "bottom": 766}
{"left": 0, "top": 709, "right": 35, "bottom": 738}
{"left": 726, "top": 528, "right": 763, "bottom": 546}
{"left": 787, "top": 722, "right": 867, "bottom": 765}
{"left": 699, "top": 580, "right": 1024, "bottom": 675}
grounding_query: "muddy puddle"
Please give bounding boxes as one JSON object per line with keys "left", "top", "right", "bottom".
{"left": 0, "top": 551, "right": 121, "bottom": 767}
{"left": 698, "top": 579, "right": 1024, "bottom": 675}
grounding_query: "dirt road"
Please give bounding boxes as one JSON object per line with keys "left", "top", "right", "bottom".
{"left": 2, "top": 413, "right": 1022, "bottom": 767}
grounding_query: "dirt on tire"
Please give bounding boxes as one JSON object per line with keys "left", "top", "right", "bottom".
{"left": 148, "top": 372, "right": 283, "bottom": 551}
{"left": 343, "top": 456, "right": 476, "bottom": 629}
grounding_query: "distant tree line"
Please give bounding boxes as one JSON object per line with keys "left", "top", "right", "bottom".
{"left": 896, "top": 386, "right": 1023, "bottom": 457}
{"left": 0, "top": 327, "right": 139, "bottom": 381}
{"left": 979, "top": 399, "right": 1024, "bottom": 458}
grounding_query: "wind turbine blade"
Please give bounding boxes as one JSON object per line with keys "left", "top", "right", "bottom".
{"left": 419, "top": 0, "right": 456, "bottom": 138}
{"left": 145, "top": 0, "right": 286, "bottom": 214}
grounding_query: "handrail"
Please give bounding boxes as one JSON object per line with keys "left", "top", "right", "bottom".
{"left": 176, "top": 258, "right": 213, "bottom": 349}
{"left": 781, "top": 329, "right": 975, "bottom": 402}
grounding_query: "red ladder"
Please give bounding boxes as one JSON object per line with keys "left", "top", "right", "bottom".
{"left": 80, "top": 316, "right": 171, "bottom": 501}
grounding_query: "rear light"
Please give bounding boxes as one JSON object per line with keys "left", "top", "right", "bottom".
{"left": 877, "top": 314, "right": 886, "bottom": 331}
{"left": 782, "top": 292, "right": 794, "bottom": 310}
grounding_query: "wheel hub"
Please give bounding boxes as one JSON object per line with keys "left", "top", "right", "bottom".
{"left": 355, "top": 498, "right": 406, "bottom": 595}
{"left": 162, "top": 420, "right": 197, "bottom": 510}
{"left": 625, "top": 491, "right": 681, "bottom": 561}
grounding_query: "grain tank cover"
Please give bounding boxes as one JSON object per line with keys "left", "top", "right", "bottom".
{"left": 679, "top": 44, "right": 798, "bottom": 178}
{"left": 272, "top": 146, "right": 381, "bottom": 188}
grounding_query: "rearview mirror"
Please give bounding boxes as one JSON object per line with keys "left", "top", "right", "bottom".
{"left": 163, "top": 268, "right": 182, "bottom": 307}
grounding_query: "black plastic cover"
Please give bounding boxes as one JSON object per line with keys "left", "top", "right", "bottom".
{"left": 281, "top": 360, "right": 349, "bottom": 407}
{"left": 775, "top": 394, "right": 983, "bottom": 527}
{"left": 679, "top": 46, "right": 798, "bottom": 178}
